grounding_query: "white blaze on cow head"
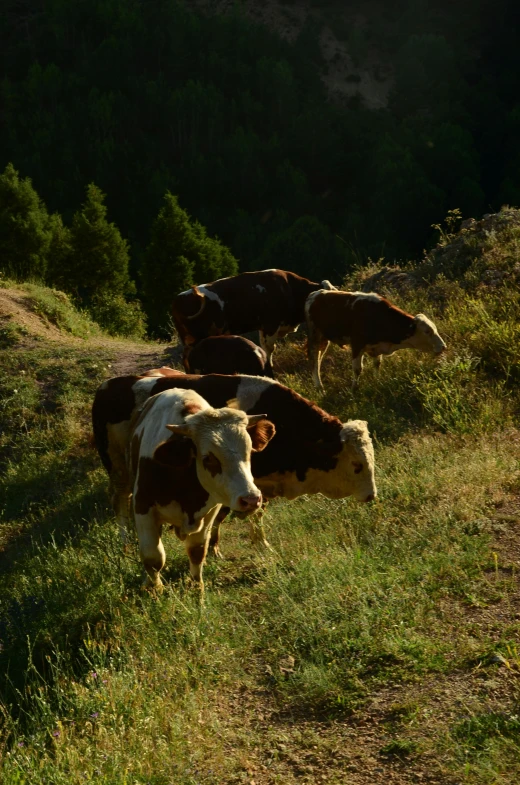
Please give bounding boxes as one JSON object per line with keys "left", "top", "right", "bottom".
{"left": 408, "top": 314, "right": 446, "bottom": 355}
{"left": 160, "top": 407, "right": 275, "bottom": 513}
{"left": 322, "top": 419, "right": 377, "bottom": 502}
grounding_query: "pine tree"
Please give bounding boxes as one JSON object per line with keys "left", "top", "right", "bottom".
{"left": 60, "top": 183, "right": 133, "bottom": 300}
{"left": 142, "top": 193, "right": 238, "bottom": 334}
{"left": 0, "top": 163, "right": 53, "bottom": 281}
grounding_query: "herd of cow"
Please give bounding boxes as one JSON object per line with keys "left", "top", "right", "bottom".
{"left": 92, "top": 268, "right": 446, "bottom": 591}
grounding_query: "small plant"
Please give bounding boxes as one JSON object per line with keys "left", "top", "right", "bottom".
{"left": 380, "top": 738, "right": 419, "bottom": 757}
{"left": 431, "top": 208, "right": 463, "bottom": 247}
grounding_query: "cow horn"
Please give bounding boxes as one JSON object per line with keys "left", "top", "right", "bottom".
{"left": 246, "top": 414, "right": 268, "bottom": 425}
{"left": 226, "top": 397, "right": 241, "bottom": 410}
{"left": 187, "top": 286, "right": 206, "bottom": 319}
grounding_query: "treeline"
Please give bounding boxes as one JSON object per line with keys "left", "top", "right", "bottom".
{"left": 0, "top": 164, "right": 236, "bottom": 334}
{"left": 1, "top": 0, "right": 519, "bottom": 329}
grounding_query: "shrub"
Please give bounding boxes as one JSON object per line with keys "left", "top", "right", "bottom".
{"left": 87, "top": 292, "right": 147, "bottom": 338}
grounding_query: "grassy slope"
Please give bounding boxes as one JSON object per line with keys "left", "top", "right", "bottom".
{"left": 0, "top": 243, "right": 519, "bottom": 784}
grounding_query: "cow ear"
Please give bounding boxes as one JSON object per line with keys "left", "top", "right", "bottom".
{"left": 153, "top": 434, "right": 195, "bottom": 468}
{"left": 248, "top": 418, "right": 276, "bottom": 452}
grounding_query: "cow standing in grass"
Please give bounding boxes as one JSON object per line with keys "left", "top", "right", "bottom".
{"left": 305, "top": 290, "right": 446, "bottom": 391}
{"left": 92, "top": 371, "right": 377, "bottom": 559}
{"left": 127, "top": 388, "right": 274, "bottom": 590}
{"left": 172, "top": 269, "right": 336, "bottom": 376}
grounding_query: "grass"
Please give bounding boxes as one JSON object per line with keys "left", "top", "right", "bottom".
{"left": 1, "top": 260, "right": 520, "bottom": 783}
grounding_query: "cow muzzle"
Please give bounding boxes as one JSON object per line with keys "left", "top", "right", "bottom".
{"left": 237, "top": 493, "right": 263, "bottom": 513}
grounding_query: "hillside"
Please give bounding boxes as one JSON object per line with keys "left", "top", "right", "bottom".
{"left": 1, "top": 240, "right": 520, "bottom": 783}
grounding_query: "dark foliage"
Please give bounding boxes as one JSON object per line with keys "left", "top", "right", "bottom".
{"left": 0, "top": 0, "right": 518, "bottom": 316}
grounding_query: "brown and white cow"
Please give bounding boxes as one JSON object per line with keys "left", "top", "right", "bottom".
{"left": 128, "top": 388, "right": 274, "bottom": 590}
{"left": 305, "top": 290, "right": 446, "bottom": 391}
{"left": 92, "top": 371, "right": 377, "bottom": 558}
{"left": 172, "top": 269, "right": 336, "bottom": 375}
{"left": 183, "top": 335, "right": 272, "bottom": 377}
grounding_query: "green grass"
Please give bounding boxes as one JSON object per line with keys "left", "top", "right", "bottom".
{"left": 1, "top": 265, "right": 520, "bottom": 783}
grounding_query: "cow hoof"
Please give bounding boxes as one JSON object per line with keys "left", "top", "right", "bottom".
{"left": 142, "top": 575, "right": 164, "bottom": 594}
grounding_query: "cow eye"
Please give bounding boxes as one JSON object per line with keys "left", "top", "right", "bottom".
{"left": 352, "top": 461, "right": 363, "bottom": 474}
{"left": 202, "top": 452, "right": 222, "bottom": 476}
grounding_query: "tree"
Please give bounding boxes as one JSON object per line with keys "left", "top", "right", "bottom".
{"left": 0, "top": 163, "right": 53, "bottom": 280}
{"left": 58, "top": 183, "right": 133, "bottom": 300}
{"left": 142, "top": 193, "right": 238, "bottom": 334}
{"left": 258, "top": 216, "right": 347, "bottom": 282}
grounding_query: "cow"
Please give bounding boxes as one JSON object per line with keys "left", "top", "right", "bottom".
{"left": 127, "top": 387, "right": 274, "bottom": 591}
{"left": 305, "top": 290, "right": 446, "bottom": 391}
{"left": 171, "top": 269, "right": 336, "bottom": 375}
{"left": 183, "top": 335, "right": 272, "bottom": 377}
{"left": 92, "top": 370, "right": 377, "bottom": 561}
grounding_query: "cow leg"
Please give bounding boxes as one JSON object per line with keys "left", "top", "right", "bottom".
{"left": 109, "top": 477, "right": 133, "bottom": 547}
{"left": 209, "top": 506, "right": 230, "bottom": 558}
{"left": 373, "top": 355, "right": 382, "bottom": 371}
{"left": 308, "top": 329, "right": 329, "bottom": 391}
{"left": 351, "top": 353, "right": 364, "bottom": 391}
{"left": 259, "top": 330, "right": 278, "bottom": 376}
{"left": 134, "top": 511, "right": 166, "bottom": 591}
{"left": 185, "top": 507, "right": 221, "bottom": 590}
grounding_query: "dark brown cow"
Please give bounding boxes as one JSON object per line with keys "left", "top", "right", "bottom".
{"left": 92, "top": 371, "right": 377, "bottom": 558}
{"left": 183, "top": 335, "right": 272, "bottom": 377}
{"left": 305, "top": 290, "right": 446, "bottom": 391}
{"left": 172, "top": 269, "right": 336, "bottom": 375}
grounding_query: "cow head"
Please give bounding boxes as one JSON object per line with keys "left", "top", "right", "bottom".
{"left": 320, "top": 419, "right": 377, "bottom": 502}
{"left": 163, "top": 408, "right": 276, "bottom": 513}
{"left": 410, "top": 314, "right": 446, "bottom": 355}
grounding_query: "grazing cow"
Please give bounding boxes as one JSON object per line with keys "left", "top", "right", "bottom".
{"left": 183, "top": 335, "right": 271, "bottom": 377}
{"left": 92, "top": 371, "right": 377, "bottom": 557}
{"left": 172, "top": 269, "right": 336, "bottom": 375}
{"left": 305, "top": 290, "right": 446, "bottom": 391}
{"left": 128, "top": 388, "right": 274, "bottom": 590}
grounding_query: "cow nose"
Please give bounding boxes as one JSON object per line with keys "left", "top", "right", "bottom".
{"left": 364, "top": 493, "right": 375, "bottom": 503}
{"left": 238, "top": 494, "right": 262, "bottom": 511}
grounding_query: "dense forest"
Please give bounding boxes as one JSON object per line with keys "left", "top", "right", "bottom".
{"left": 1, "top": 0, "right": 519, "bottom": 330}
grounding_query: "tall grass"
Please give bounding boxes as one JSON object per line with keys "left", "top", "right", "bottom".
{"left": 1, "top": 260, "right": 520, "bottom": 783}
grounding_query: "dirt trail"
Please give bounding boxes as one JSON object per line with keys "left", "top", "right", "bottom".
{"left": 0, "top": 285, "right": 182, "bottom": 375}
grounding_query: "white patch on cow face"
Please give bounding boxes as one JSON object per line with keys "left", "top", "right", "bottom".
{"left": 235, "top": 375, "right": 277, "bottom": 412}
{"left": 256, "top": 284, "right": 266, "bottom": 293}
{"left": 320, "top": 420, "right": 377, "bottom": 502}
{"left": 353, "top": 292, "right": 382, "bottom": 304}
{"left": 185, "top": 407, "right": 262, "bottom": 511}
{"left": 409, "top": 314, "right": 446, "bottom": 354}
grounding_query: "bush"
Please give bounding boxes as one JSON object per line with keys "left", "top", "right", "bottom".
{"left": 87, "top": 292, "right": 147, "bottom": 338}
